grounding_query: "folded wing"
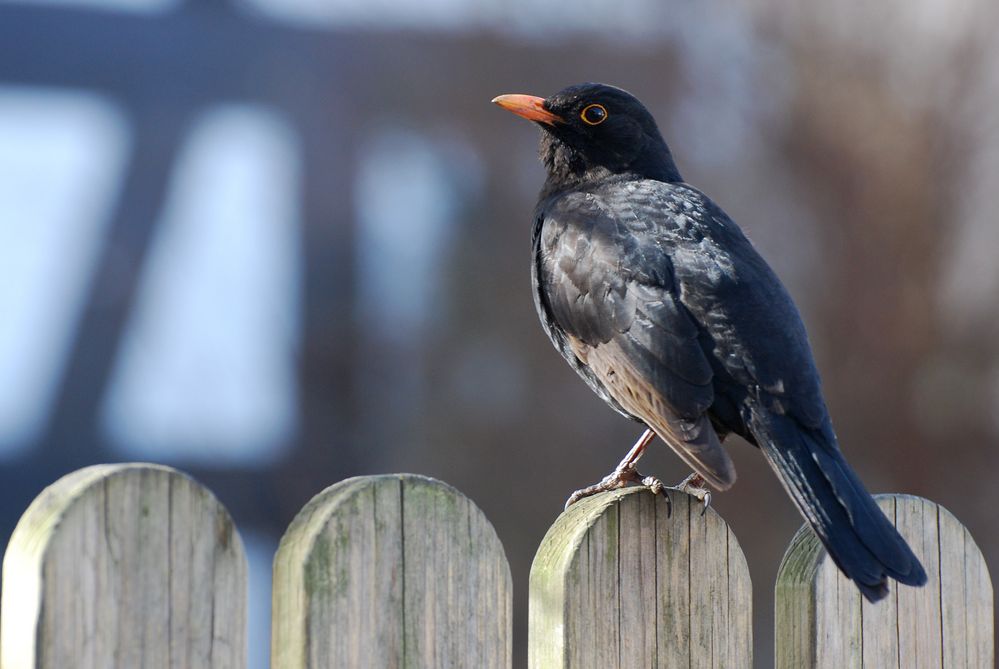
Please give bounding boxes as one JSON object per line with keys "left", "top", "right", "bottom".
{"left": 536, "top": 191, "right": 736, "bottom": 489}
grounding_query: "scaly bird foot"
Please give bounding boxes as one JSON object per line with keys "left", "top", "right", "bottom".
{"left": 670, "top": 472, "right": 712, "bottom": 516}
{"left": 564, "top": 466, "right": 672, "bottom": 515}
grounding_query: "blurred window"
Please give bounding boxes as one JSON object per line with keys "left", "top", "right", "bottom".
{"left": 355, "top": 128, "right": 469, "bottom": 346}
{"left": 352, "top": 127, "right": 482, "bottom": 456}
{"left": 103, "top": 105, "right": 302, "bottom": 466}
{"left": 0, "top": 87, "right": 129, "bottom": 457}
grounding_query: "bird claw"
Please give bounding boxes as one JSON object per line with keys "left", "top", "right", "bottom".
{"left": 641, "top": 475, "right": 672, "bottom": 517}
{"left": 564, "top": 466, "right": 672, "bottom": 515}
{"left": 670, "top": 473, "right": 712, "bottom": 516}
{"left": 564, "top": 467, "right": 637, "bottom": 510}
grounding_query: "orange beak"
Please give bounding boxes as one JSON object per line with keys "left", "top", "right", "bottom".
{"left": 491, "top": 94, "right": 563, "bottom": 126}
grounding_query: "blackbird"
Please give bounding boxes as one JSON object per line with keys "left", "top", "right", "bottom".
{"left": 493, "top": 82, "right": 926, "bottom": 601}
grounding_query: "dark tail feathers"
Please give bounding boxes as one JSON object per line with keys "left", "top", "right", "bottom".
{"left": 749, "top": 409, "right": 927, "bottom": 601}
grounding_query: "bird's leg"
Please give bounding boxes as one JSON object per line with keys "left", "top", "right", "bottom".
{"left": 670, "top": 472, "right": 712, "bottom": 516}
{"left": 564, "top": 429, "right": 671, "bottom": 512}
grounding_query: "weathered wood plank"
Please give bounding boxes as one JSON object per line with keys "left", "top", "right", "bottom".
{"left": 896, "top": 496, "right": 943, "bottom": 666}
{"left": 271, "top": 474, "right": 511, "bottom": 669}
{"left": 0, "top": 463, "right": 247, "bottom": 669}
{"left": 528, "top": 487, "right": 752, "bottom": 668}
{"left": 775, "top": 493, "right": 994, "bottom": 668}
{"left": 726, "top": 522, "right": 752, "bottom": 667}
{"left": 617, "top": 490, "right": 657, "bottom": 665}
{"left": 656, "top": 487, "right": 691, "bottom": 664}
{"left": 860, "top": 496, "right": 897, "bottom": 667}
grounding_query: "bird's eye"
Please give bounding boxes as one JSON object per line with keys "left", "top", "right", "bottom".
{"left": 580, "top": 104, "right": 608, "bottom": 126}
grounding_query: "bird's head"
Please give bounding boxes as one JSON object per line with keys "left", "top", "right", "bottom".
{"left": 492, "top": 82, "right": 681, "bottom": 191}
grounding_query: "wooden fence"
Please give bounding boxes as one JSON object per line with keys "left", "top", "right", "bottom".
{"left": 0, "top": 464, "right": 992, "bottom": 668}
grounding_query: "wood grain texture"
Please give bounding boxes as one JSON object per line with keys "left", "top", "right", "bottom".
{"left": 0, "top": 463, "right": 247, "bottom": 669}
{"left": 528, "top": 488, "right": 752, "bottom": 668}
{"left": 775, "top": 493, "right": 994, "bottom": 668}
{"left": 271, "top": 474, "right": 511, "bottom": 669}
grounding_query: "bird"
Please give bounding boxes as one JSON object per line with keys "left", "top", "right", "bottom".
{"left": 492, "top": 82, "right": 927, "bottom": 602}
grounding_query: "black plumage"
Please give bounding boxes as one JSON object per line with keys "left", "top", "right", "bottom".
{"left": 494, "top": 82, "right": 927, "bottom": 601}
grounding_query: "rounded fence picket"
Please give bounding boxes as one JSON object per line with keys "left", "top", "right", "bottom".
{"left": 528, "top": 487, "right": 752, "bottom": 668}
{"left": 776, "top": 493, "right": 994, "bottom": 668}
{"left": 1, "top": 463, "right": 247, "bottom": 669}
{"left": 271, "top": 473, "right": 512, "bottom": 669}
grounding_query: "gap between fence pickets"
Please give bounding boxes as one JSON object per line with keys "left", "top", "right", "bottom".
{"left": 1, "top": 465, "right": 993, "bottom": 669}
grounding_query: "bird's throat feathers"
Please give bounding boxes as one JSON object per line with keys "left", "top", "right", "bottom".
{"left": 538, "top": 128, "right": 682, "bottom": 197}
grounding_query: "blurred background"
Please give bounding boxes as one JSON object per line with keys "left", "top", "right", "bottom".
{"left": 1, "top": 0, "right": 998, "bottom": 665}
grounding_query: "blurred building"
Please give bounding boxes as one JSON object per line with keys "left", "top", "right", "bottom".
{"left": 1, "top": 0, "right": 997, "bottom": 664}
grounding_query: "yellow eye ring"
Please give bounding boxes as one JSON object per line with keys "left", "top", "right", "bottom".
{"left": 580, "top": 104, "right": 608, "bottom": 126}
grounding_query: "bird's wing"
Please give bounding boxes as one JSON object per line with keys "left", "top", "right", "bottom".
{"left": 637, "top": 182, "right": 927, "bottom": 599}
{"left": 644, "top": 183, "right": 830, "bottom": 432}
{"left": 536, "top": 189, "right": 736, "bottom": 489}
